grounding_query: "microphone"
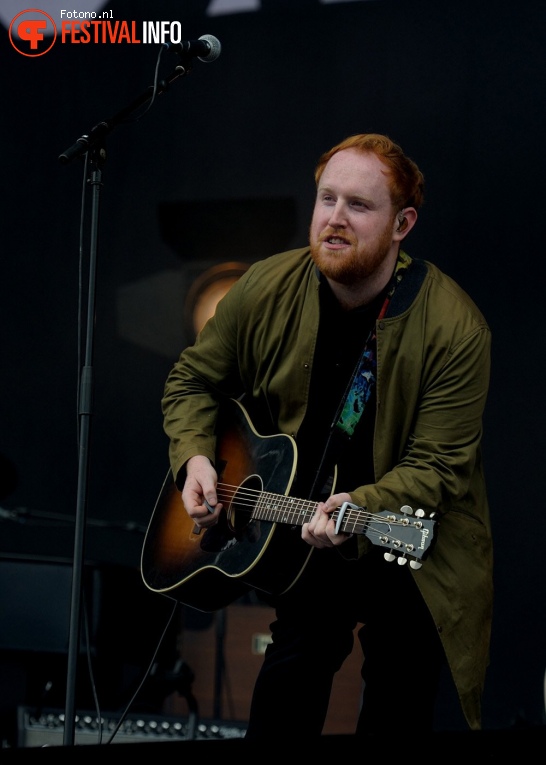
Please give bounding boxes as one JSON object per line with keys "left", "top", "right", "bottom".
{"left": 166, "top": 34, "right": 221, "bottom": 63}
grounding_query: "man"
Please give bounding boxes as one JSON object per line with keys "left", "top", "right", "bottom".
{"left": 161, "top": 134, "right": 493, "bottom": 737}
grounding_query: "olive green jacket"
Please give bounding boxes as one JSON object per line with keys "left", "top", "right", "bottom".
{"left": 162, "top": 247, "right": 493, "bottom": 730}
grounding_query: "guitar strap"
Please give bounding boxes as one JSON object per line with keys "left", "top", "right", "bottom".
{"left": 334, "top": 250, "right": 411, "bottom": 438}
{"left": 309, "top": 251, "right": 412, "bottom": 499}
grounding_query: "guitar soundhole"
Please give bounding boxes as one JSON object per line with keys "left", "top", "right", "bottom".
{"left": 199, "top": 474, "right": 263, "bottom": 553}
{"left": 229, "top": 474, "right": 263, "bottom": 541}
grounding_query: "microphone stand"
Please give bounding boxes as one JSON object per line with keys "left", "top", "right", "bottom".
{"left": 59, "top": 56, "right": 193, "bottom": 165}
{"left": 58, "top": 56, "right": 195, "bottom": 747}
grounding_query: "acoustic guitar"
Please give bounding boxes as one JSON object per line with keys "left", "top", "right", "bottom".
{"left": 141, "top": 398, "right": 437, "bottom": 612}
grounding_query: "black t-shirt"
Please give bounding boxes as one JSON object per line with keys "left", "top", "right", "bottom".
{"left": 293, "top": 277, "right": 385, "bottom": 501}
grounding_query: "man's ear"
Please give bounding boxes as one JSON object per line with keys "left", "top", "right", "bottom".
{"left": 394, "top": 207, "right": 418, "bottom": 239}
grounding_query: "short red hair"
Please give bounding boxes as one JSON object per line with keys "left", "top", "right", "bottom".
{"left": 314, "top": 133, "right": 425, "bottom": 210}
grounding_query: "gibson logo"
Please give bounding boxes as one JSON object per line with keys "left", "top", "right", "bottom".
{"left": 419, "top": 527, "right": 430, "bottom": 550}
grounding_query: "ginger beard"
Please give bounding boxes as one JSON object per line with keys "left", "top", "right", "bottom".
{"left": 309, "top": 220, "right": 397, "bottom": 286}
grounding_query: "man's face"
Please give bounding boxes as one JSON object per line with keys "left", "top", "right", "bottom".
{"left": 309, "top": 148, "right": 399, "bottom": 285}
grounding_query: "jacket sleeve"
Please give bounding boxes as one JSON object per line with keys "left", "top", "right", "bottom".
{"left": 161, "top": 272, "right": 249, "bottom": 486}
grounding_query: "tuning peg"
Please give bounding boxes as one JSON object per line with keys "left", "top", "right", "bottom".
{"left": 384, "top": 552, "right": 396, "bottom": 563}
{"left": 400, "top": 504, "right": 413, "bottom": 515}
{"left": 410, "top": 560, "right": 422, "bottom": 570}
{"left": 415, "top": 508, "right": 425, "bottom": 518}
{"left": 397, "top": 556, "right": 408, "bottom": 566}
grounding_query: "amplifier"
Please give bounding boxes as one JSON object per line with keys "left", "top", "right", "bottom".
{"left": 17, "top": 707, "right": 246, "bottom": 747}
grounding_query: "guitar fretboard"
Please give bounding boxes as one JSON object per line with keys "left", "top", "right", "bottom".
{"left": 253, "top": 492, "right": 369, "bottom": 535}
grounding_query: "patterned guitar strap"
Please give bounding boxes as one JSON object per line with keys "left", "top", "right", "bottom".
{"left": 311, "top": 251, "right": 412, "bottom": 499}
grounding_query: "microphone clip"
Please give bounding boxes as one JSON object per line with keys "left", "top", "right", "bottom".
{"left": 166, "top": 34, "right": 221, "bottom": 64}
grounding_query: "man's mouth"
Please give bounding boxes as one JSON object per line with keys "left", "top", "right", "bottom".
{"left": 326, "top": 236, "right": 349, "bottom": 245}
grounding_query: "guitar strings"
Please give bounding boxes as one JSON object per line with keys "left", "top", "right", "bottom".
{"left": 212, "top": 481, "right": 427, "bottom": 546}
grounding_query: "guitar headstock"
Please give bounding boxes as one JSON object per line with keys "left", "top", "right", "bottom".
{"left": 367, "top": 505, "right": 437, "bottom": 569}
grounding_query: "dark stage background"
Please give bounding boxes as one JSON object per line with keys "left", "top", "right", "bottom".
{"left": 1, "top": 0, "right": 545, "bottom": 744}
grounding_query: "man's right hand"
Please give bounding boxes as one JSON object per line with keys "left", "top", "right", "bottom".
{"left": 181, "top": 455, "right": 222, "bottom": 528}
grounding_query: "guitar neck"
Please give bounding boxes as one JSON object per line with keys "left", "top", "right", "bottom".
{"left": 252, "top": 490, "right": 436, "bottom": 565}
{"left": 254, "top": 492, "right": 362, "bottom": 534}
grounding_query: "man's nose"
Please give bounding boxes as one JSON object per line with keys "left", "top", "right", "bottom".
{"left": 328, "top": 202, "right": 347, "bottom": 227}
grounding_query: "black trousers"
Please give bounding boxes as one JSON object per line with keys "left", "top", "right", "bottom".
{"left": 244, "top": 543, "right": 448, "bottom": 739}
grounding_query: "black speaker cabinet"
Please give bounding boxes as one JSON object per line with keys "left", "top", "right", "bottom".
{"left": 0, "top": 555, "right": 179, "bottom": 746}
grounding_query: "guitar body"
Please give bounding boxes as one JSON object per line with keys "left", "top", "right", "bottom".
{"left": 141, "top": 398, "right": 313, "bottom": 612}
